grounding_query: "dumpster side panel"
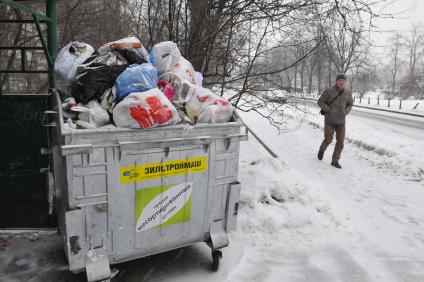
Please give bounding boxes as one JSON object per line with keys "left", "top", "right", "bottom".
{"left": 209, "top": 137, "right": 240, "bottom": 226}
{"left": 113, "top": 144, "right": 211, "bottom": 262}
{"left": 62, "top": 147, "right": 116, "bottom": 271}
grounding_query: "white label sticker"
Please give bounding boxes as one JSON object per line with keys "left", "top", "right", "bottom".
{"left": 136, "top": 182, "right": 193, "bottom": 232}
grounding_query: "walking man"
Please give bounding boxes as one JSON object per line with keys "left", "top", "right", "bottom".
{"left": 317, "top": 73, "right": 353, "bottom": 169}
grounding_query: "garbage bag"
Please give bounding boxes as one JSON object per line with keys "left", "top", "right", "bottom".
{"left": 157, "top": 73, "right": 193, "bottom": 102}
{"left": 71, "top": 100, "right": 110, "bottom": 128}
{"left": 171, "top": 57, "right": 197, "bottom": 84}
{"left": 99, "top": 87, "right": 117, "bottom": 114}
{"left": 98, "top": 37, "right": 149, "bottom": 64}
{"left": 185, "top": 86, "right": 233, "bottom": 123}
{"left": 61, "top": 97, "right": 77, "bottom": 119}
{"left": 54, "top": 42, "right": 94, "bottom": 99}
{"left": 149, "top": 41, "right": 181, "bottom": 75}
{"left": 157, "top": 80, "right": 175, "bottom": 101}
{"left": 113, "top": 88, "right": 180, "bottom": 128}
{"left": 194, "top": 71, "right": 203, "bottom": 86}
{"left": 73, "top": 51, "right": 128, "bottom": 104}
{"left": 115, "top": 63, "right": 158, "bottom": 101}
{"left": 158, "top": 72, "right": 184, "bottom": 101}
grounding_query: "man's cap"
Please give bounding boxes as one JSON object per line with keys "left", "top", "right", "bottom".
{"left": 336, "top": 73, "right": 346, "bottom": 81}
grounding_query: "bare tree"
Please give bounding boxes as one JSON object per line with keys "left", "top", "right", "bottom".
{"left": 397, "top": 23, "right": 424, "bottom": 99}
{"left": 323, "top": 20, "right": 367, "bottom": 74}
{"left": 387, "top": 32, "right": 402, "bottom": 98}
{"left": 404, "top": 23, "right": 424, "bottom": 79}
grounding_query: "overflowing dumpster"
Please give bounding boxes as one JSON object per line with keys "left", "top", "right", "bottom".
{"left": 44, "top": 90, "right": 247, "bottom": 281}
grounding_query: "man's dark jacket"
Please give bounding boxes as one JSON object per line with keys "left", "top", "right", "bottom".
{"left": 318, "top": 85, "right": 353, "bottom": 124}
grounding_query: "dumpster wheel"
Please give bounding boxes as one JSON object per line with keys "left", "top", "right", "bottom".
{"left": 212, "top": 250, "right": 222, "bottom": 271}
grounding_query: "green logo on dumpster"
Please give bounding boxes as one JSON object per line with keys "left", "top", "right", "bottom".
{"left": 135, "top": 182, "right": 192, "bottom": 232}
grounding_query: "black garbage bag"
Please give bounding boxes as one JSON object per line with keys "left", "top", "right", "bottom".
{"left": 98, "top": 37, "right": 150, "bottom": 65}
{"left": 116, "top": 48, "right": 149, "bottom": 64}
{"left": 72, "top": 51, "right": 128, "bottom": 104}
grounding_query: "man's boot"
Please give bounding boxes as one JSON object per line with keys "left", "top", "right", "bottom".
{"left": 317, "top": 151, "right": 324, "bottom": 161}
{"left": 331, "top": 160, "right": 342, "bottom": 169}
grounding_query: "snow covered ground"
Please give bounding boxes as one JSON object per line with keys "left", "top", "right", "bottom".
{"left": 231, "top": 104, "right": 424, "bottom": 282}
{"left": 1, "top": 101, "right": 423, "bottom": 282}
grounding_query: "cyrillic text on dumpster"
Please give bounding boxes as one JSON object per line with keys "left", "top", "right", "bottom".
{"left": 120, "top": 157, "right": 207, "bottom": 184}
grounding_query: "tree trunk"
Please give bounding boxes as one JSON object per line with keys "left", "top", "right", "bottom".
{"left": 168, "top": 0, "right": 174, "bottom": 41}
{"left": 294, "top": 64, "right": 297, "bottom": 91}
{"left": 307, "top": 62, "right": 314, "bottom": 94}
{"left": 187, "top": 0, "right": 210, "bottom": 70}
{"left": 300, "top": 61, "right": 305, "bottom": 93}
{"left": 327, "top": 58, "right": 332, "bottom": 88}
{"left": 317, "top": 53, "right": 322, "bottom": 95}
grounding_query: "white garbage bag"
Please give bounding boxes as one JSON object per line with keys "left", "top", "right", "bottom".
{"left": 71, "top": 100, "right": 110, "bottom": 128}
{"left": 149, "top": 41, "right": 181, "bottom": 75}
{"left": 171, "top": 57, "right": 196, "bottom": 84}
{"left": 185, "top": 86, "right": 233, "bottom": 123}
{"left": 194, "top": 71, "right": 203, "bottom": 86}
{"left": 113, "top": 88, "right": 180, "bottom": 129}
{"left": 54, "top": 42, "right": 94, "bottom": 98}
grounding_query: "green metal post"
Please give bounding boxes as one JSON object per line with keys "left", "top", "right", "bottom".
{"left": 33, "top": 14, "right": 53, "bottom": 65}
{"left": 46, "top": 0, "right": 57, "bottom": 89}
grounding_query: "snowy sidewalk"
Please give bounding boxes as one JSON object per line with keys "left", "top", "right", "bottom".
{"left": 232, "top": 107, "right": 424, "bottom": 282}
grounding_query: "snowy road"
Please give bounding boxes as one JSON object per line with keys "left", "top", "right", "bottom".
{"left": 1, "top": 105, "right": 423, "bottom": 282}
{"left": 350, "top": 108, "right": 424, "bottom": 139}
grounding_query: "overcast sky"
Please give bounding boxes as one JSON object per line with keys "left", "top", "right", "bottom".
{"left": 370, "top": 0, "right": 424, "bottom": 58}
{"left": 375, "top": 0, "right": 423, "bottom": 33}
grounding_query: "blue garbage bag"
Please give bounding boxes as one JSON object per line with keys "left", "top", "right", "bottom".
{"left": 115, "top": 63, "right": 158, "bottom": 101}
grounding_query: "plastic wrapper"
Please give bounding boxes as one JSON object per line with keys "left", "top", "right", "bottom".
{"left": 149, "top": 41, "right": 181, "bottom": 75}
{"left": 99, "top": 87, "right": 117, "bottom": 114}
{"left": 115, "top": 64, "right": 158, "bottom": 101}
{"left": 171, "top": 57, "right": 196, "bottom": 84}
{"left": 54, "top": 42, "right": 94, "bottom": 99}
{"left": 113, "top": 88, "right": 180, "bottom": 129}
{"left": 71, "top": 100, "right": 111, "bottom": 128}
{"left": 73, "top": 51, "right": 128, "bottom": 104}
{"left": 185, "top": 86, "right": 233, "bottom": 123}
{"left": 157, "top": 80, "right": 175, "bottom": 101}
{"left": 98, "top": 37, "right": 149, "bottom": 64}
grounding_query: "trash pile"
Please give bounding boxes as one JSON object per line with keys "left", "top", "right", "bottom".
{"left": 54, "top": 37, "right": 234, "bottom": 130}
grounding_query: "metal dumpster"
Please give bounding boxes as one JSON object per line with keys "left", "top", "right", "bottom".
{"left": 44, "top": 91, "right": 247, "bottom": 281}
